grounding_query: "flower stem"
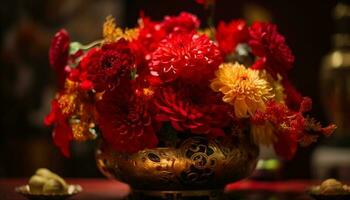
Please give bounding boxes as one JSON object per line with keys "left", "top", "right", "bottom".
{"left": 81, "top": 40, "right": 104, "bottom": 50}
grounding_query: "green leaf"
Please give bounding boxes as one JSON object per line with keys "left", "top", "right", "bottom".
{"left": 130, "top": 68, "right": 137, "bottom": 80}
{"left": 69, "top": 42, "right": 83, "bottom": 55}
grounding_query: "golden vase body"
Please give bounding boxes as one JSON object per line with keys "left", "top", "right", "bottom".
{"left": 96, "top": 135, "right": 259, "bottom": 192}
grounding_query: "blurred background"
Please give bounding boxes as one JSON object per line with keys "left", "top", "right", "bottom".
{"left": 0, "top": 0, "right": 349, "bottom": 181}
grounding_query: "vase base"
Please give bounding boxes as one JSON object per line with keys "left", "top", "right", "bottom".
{"left": 130, "top": 189, "right": 224, "bottom": 200}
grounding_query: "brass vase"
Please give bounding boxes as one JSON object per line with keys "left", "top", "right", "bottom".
{"left": 96, "top": 135, "right": 259, "bottom": 199}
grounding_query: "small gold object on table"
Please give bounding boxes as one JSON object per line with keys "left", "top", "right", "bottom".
{"left": 308, "top": 179, "right": 350, "bottom": 200}
{"left": 15, "top": 168, "right": 82, "bottom": 200}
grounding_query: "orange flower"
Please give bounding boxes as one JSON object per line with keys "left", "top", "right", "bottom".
{"left": 210, "top": 62, "right": 273, "bottom": 118}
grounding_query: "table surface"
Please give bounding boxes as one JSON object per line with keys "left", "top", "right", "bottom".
{"left": 0, "top": 179, "right": 317, "bottom": 200}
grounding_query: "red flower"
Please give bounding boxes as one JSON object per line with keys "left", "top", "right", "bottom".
{"left": 44, "top": 100, "right": 73, "bottom": 157}
{"left": 79, "top": 39, "right": 135, "bottom": 91}
{"left": 133, "top": 15, "right": 166, "bottom": 55}
{"left": 134, "top": 12, "right": 199, "bottom": 59}
{"left": 49, "top": 29, "right": 70, "bottom": 90}
{"left": 255, "top": 100, "right": 303, "bottom": 159}
{"left": 97, "top": 81, "right": 158, "bottom": 153}
{"left": 216, "top": 20, "right": 249, "bottom": 55}
{"left": 249, "top": 22, "right": 294, "bottom": 79}
{"left": 149, "top": 33, "right": 222, "bottom": 84}
{"left": 162, "top": 12, "right": 200, "bottom": 33}
{"left": 252, "top": 99, "right": 335, "bottom": 160}
{"left": 154, "top": 86, "right": 230, "bottom": 137}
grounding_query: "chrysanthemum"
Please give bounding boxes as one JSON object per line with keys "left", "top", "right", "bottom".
{"left": 154, "top": 86, "right": 230, "bottom": 137}
{"left": 96, "top": 81, "right": 158, "bottom": 153}
{"left": 149, "top": 33, "right": 222, "bottom": 84}
{"left": 133, "top": 12, "right": 201, "bottom": 62}
{"left": 249, "top": 22, "right": 294, "bottom": 79}
{"left": 210, "top": 63, "right": 273, "bottom": 118}
{"left": 162, "top": 12, "right": 200, "bottom": 33}
{"left": 79, "top": 39, "right": 135, "bottom": 91}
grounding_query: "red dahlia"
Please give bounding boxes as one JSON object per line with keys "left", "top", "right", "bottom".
{"left": 162, "top": 12, "right": 200, "bottom": 33}
{"left": 249, "top": 22, "right": 294, "bottom": 79}
{"left": 149, "top": 33, "right": 222, "bottom": 84}
{"left": 49, "top": 29, "right": 70, "bottom": 90}
{"left": 97, "top": 81, "right": 158, "bottom": 153}
{"left": 134, "top": 12, "right": 199, "bottom": 58}
{"left": 216, "top": 20, "right": 249, "bottom": 55}
{"left": 79, "top": 39, "right": 135, "bottom": 91}
{"left": 134, "top": 15, "right": 166, "bottom": 55}
{"left": 154, "top": 86, "right": 230, "bottom": 137}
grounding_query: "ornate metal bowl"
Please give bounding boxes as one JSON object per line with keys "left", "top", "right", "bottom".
{"left": 96, "top": 135, "right": 259, "bottom": 192}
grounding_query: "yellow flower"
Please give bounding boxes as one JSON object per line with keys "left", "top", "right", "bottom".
{"left": 251, "top": 123, "right": 277, "bottom": 146}
{"left": 210, "top": 62, "right": 273, "bottom": 118}
{"left": 103, "top": 15, "right": 139, "bottom": 43}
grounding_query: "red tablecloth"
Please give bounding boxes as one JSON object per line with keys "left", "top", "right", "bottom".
{"left": 0, "top": 179, "right": 315, "bottom": 200}
{"left": 0, "top": 179, "right": 130, "bottom": 200}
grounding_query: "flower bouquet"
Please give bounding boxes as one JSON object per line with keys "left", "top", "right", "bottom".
{"left": 45, "top": 0, "right": 336, "bottom": 195}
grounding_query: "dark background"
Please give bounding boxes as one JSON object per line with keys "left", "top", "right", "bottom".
{"left": 0, "top": 0, "right": 339, "bottom": 179}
